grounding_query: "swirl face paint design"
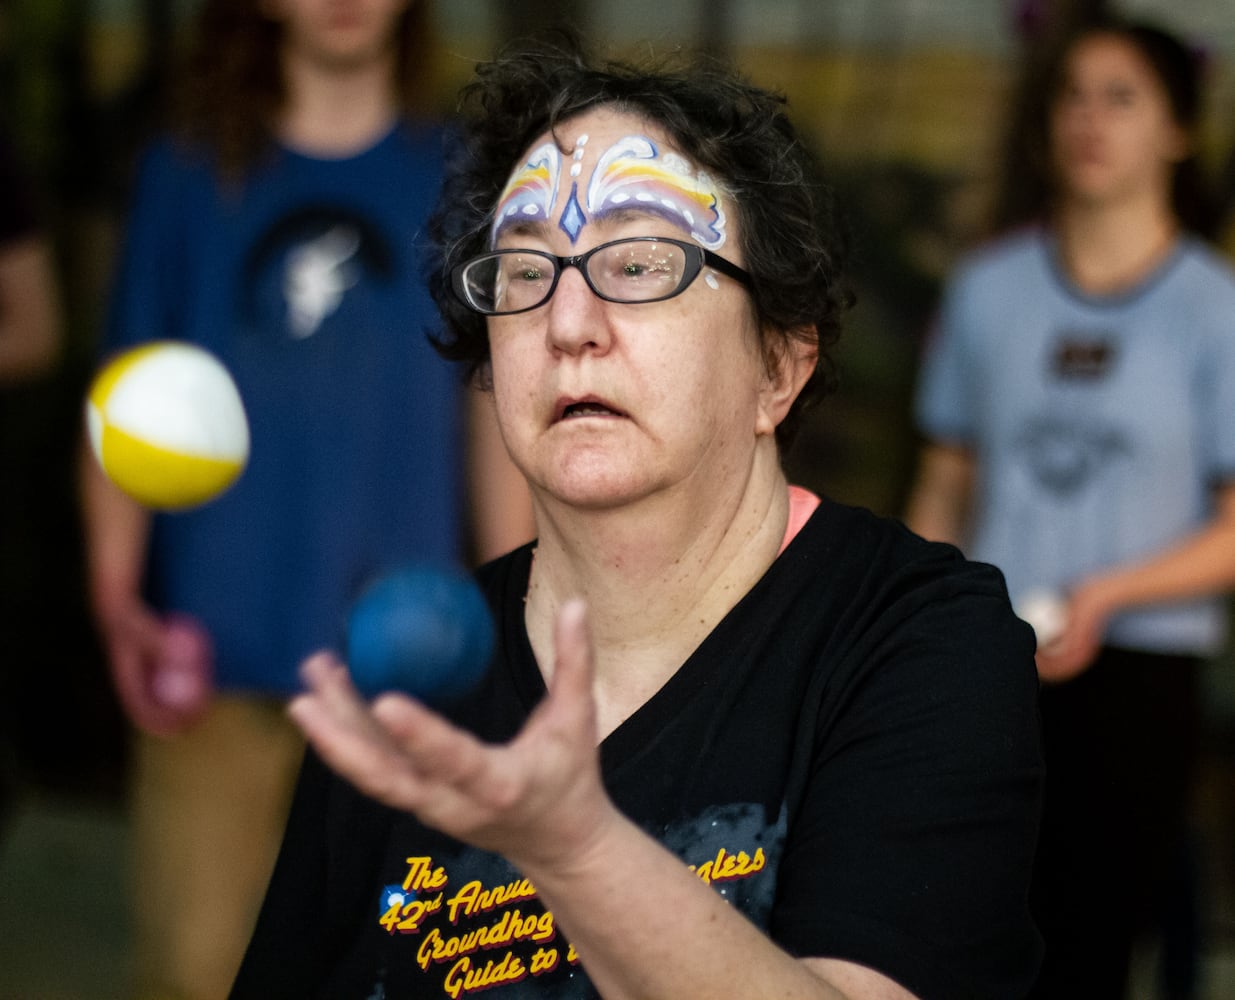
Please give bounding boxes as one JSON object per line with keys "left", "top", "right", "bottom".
{"left": 491, "top": 131, "right": 728, "bottom": 263}
{"left": 490, "top": 142, "right": 562, "bottom": 245}
{"left": 587, "top": 136, "right": 727, "bottom": 250}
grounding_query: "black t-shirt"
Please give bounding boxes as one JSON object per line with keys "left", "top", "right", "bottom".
{"left": 233, "top": 499, "right": 1043, "bottom": 999}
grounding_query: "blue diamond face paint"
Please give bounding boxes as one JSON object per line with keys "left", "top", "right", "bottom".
{"left": 558, "top": 183, "right": 586, "bottom": 242}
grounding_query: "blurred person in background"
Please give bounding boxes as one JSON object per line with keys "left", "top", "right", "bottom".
{"left": 907, "top": 17, "right": 1235, "bottom": 1000}
{"left": 79, "top": 1, "right": 531, "bottom": 997}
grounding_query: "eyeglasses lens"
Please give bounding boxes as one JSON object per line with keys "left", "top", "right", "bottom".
{"left": 471, "top": 239, "right": 700, "bottom": 314}
{"left": 463, "top": 252, "right": 550, "bottom": 314}
{"left": 588, "top": 241, "right": 687, "bottom": 302}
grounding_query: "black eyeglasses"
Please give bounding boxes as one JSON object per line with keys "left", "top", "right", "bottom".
{"left": 451, "top": 236, "right": 753, "bottom": 316}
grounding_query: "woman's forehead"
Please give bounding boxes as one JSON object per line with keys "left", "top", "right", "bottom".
{"left": 1066, "top": 33, "right": 1155, "bottom": 84}
{"left": 491, "top": 109, "right": 731, "bottom": 251}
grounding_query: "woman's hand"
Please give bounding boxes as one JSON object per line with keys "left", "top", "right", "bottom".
{"left": 288, "top": 599, "right": 618, "bottom": 871}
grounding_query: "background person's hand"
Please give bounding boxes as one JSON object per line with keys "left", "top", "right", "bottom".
{"left": 1034, "top": 580, "right": 1111, "bottom": 684}
{"left": 96, "top": 597, "right": 214, "bottom": 736}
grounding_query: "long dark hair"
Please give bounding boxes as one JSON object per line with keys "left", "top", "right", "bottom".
{"left": 428, "top": 31, "right": 852, "bottom": 450}
{"left": 172, "top": 0, "right": 434, "bottom": 177}
{"left": 990, "top": 17, "right": 1216, "bottom": 238}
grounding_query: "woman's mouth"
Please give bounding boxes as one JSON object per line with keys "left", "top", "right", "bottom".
{"left": 554, "top": 397, "right": 627, "bottom": 422}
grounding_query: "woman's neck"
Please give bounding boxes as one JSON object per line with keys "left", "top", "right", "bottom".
{"left": 276, "top": 51, "right": 400, "bottom": 157}
{"left": 524, "top": 445, "right": 791, "bottom": 739}
{"left": 1054, "top": 195, "right": 1180, "bottom": 295}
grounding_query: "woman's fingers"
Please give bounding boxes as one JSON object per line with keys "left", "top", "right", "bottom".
{"left": 284, "top": 601, "right": 606, "bottom": 858}
{"left": 373, "top": 694, "right": 491, "bottom": 789}
{"left": 519, "top": 598, "right": 597, "bottom": 746}
{"left": 289, "top": 652, "right": 423, "bottom": 799}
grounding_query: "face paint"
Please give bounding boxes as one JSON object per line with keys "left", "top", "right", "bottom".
{"left": 586, "top": 136, "right": 728, "bottom": 250}
{"left": 558, "top": 183, "right": 587, "bottom": 243}
{"left": 569, "top": 134, "right": 588, "bottom": 179}
{"left": 490, "top": 142, "right": 562, "bottom": 246}
{"left": 493, "top": 131, "right": 729, "bottom": 255}
{"left": 555, "top": 134, "right": 589, "bottom": 243}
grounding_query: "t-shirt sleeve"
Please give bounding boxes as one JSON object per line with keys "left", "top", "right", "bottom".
{"left": 101, "top": 139, "right": 191, "bottom": 355}
{"left": 771, "top": 552, "right": 1044, "bottom": 999}
{"left": 914, "top": 268, "right": 979, "bottom": 446}
{"left": 1194, "top": 272, "right": 1235, "bottom": 482}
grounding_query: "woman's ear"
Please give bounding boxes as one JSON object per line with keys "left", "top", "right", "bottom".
{"left": 755, "top": 328, "right": 817, "bottom": 437}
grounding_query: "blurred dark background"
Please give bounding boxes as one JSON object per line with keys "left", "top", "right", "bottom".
{"left": 2, "top": 0, "right": 1235, "bottom": 996}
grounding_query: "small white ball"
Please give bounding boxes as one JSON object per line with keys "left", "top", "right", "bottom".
{"left": 1015, "top": 589, "right": 1069, "bottom": 648}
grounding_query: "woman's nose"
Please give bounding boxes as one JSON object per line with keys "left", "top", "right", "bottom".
{"left": 544, "top": 265, "right": 612, "bottom": 356}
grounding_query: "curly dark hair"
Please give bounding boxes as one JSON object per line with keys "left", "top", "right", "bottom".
{"left": 429, "top": 32, "right": 852, "bottom": 450}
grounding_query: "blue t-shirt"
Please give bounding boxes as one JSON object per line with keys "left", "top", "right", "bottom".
{"left": 915, "top": 227, "right": 1235, "bottom": 655}
{"left": 104, "top": 123, "right": 466, "bottom": 692}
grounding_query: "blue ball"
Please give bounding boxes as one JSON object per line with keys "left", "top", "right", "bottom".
{"left": 345, "top": 563, "right": 495, "bottom": 704}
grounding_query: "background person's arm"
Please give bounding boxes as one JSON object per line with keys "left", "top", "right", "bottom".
{"left": 903, "top": 440, "right": 975, "bottom": 548}
{"left": 1040, "top": 480, "right": 1235, "bottom": 681}
{"left": 0, "top": 236, "right": 61, "bottom": 382}
{"left": 79, "top": 440, "right": 188, "bottom": 735}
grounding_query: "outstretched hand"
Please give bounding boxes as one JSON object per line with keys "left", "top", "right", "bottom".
{"left": 288, "top": 599, "right": 617, "bottom": 872}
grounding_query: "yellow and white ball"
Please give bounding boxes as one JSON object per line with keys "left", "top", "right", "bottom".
{"left": 86, "top": 341, "right": 250, "bottom": 510}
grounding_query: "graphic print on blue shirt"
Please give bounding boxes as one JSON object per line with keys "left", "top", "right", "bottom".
{"left": 240, "top": 204, "right": 396, "bottom": 339}
{"left": 1014, "top": 325, "right": 1131, "bottom": 498}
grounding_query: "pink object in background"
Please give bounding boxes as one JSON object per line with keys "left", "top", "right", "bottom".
{"left": 151, "top": 613, "right": 215, "bottom": 723}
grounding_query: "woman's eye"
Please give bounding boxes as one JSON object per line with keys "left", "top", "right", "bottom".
{"left": 620, "top": 257, "right": 675, "bottom": 278}
{"left": 504, "top": 263, "right": 544, "bottom": 282}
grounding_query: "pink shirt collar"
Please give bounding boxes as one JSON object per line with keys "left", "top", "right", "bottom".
{"left": 779, "top": 484, "right": 821, "bottom": 555}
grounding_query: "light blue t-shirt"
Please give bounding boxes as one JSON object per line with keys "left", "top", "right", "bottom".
{"left": 104, "top": 123, "right": 466, "bottom": 692}
{"left": 915, "top": 226, "right": 1235, "bottom": 654}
